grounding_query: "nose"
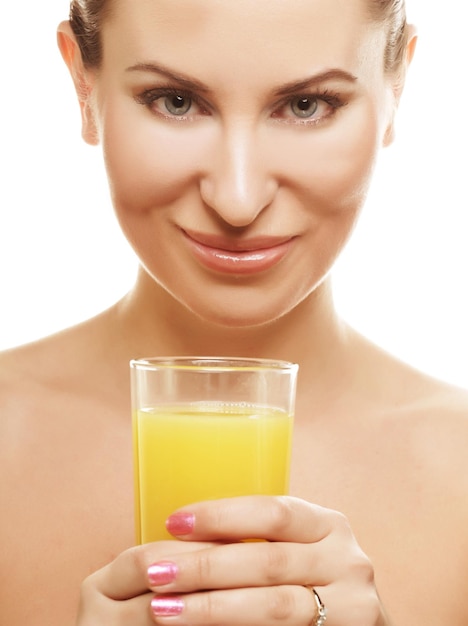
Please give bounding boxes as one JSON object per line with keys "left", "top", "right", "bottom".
{"left": 199, "top": 123, "right": 278, "bottom": 228}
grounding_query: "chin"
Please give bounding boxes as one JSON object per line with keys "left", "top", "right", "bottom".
{"left": 187, "top": 298, "right": 296, "bottom": 330}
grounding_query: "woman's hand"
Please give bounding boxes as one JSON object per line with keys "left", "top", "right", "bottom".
{"left": 76, "top": 540, "right": 214, "bottom": 625}
{"left": 76, "top": 496, "right": 388, "bottom": 625}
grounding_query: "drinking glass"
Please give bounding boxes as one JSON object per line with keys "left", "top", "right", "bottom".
{"left": 131, "top": 356, "right": 298, "bottom": 543}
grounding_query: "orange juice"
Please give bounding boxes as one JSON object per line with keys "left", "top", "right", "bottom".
{"left": 133, "top": 403, "right": 293, "bottom": 543}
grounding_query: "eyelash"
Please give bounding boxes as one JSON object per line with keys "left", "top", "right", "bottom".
{"left": 135, "top": 86, "right": 347, "bottom": 125}
{"left": 274, "top": 90, "right": 347, "bottom": 125}
{"left": 135, "top": 87, "right": 210, "bottom": 119}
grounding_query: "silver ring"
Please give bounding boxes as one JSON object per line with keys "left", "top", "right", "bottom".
{"left": 305, "top": 586, "right": 327, "bottom": 626}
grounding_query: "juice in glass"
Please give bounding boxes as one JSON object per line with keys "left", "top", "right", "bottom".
{"left": 133, "top": 402, "right": 293, "bottom": 543}
{"left": 131, "top": 357, "right": 298, "bottom": 545}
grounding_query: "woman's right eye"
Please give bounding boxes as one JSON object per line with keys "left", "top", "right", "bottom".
{"left": 161, "top": 93, "right": 193, "bottom": 116}
{"left": 136, "top": 88, "right": 206, "bottom": 119}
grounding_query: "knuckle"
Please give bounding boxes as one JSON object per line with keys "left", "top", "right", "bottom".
{"left": 348, "top": 547, "right": 375, "bottom": 584}
{"left": 126, "top": 542, "right": 168, "bottom": 574}
{"left": 371, "top": 594, "right": 384, "bottom": 623}
{"left": 261, "top": 543, "right": 291, "bottom": 585}
{"left": 329, "top": 508, "right": 352, "bottom": 533}
{"left": 318, "top": 506, "right": 354, "bottom": 544}
{"left": 367, "top": 594, "right": 383, "bottom": 624}
{"left": 126, "top": 544, "right": 149, "bottom": 574}
{"left": 193, "top": 550, "right": 213, "bottom": 583}
{"left": 77, "top": 572, "right": 114, "bottom": 624}
{"left": 347, "top": 589, "right": 382, "bottom": 624}
{"left": 266, "top": 586, "right": 297, "bottom": 622}
{"left": 79, "top": 572, "right": 96, "bottom": 602}
{"left": 332, "top": 535, "right": 376, "bottom": 585}
{"left": 196, "top": 590, "right": 221, "bottom": 622}
{"left": 267, "top": 496, "right": 295, "bottom": 534}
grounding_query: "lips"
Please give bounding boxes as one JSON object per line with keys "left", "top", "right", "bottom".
{"left": 181, "top": 229, "right": 294, "bottom": 275}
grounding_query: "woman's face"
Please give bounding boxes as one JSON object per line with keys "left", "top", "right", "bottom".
{"left": 88, "top": 0, "right": 397, "bottom": 327}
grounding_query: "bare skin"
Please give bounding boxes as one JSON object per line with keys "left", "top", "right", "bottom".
{"left": 2, "top": 277, "right": 468, "bottom": 625}
{"left": 1, "top": 0, "right": 468, "bottom": 624}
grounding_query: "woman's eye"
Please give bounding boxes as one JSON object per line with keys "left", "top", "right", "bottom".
{"left": 136, "top": 89, "right": 203, "bottom": 119}
{"left": 163, "top": 94, "right": 193, "bottom": 116}
{"left": 290, "top": 97, "right": 319, "bottom": 119}
{"left": 273, "top": 92, "right": 345, "bottom": 125}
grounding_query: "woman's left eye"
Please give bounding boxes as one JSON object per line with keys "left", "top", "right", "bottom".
{"left": 273, "top": 92, "right": 345, "bottom": 124}
{"left": 290, "top": 97, "right": 319, "bottom": 118}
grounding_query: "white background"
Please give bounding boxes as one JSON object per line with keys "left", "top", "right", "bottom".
{"left": 1, "top": 1, "right": 467, "bottom": 388}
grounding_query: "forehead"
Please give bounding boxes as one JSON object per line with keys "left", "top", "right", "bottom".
{"left": 104, "top": 0, "right": 385, "bottom": 83}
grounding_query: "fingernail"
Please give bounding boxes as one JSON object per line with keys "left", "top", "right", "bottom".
{"left": 148, "top": 561, "right": 178, "bottom": 586}
{"left": 166, "top": 512, "right": 195, "bottom": 536}
{"left": 151, "top": 596, "right": 184, "bottom": 617}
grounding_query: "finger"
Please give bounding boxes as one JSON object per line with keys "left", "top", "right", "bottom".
{"left": 150, "top": 583, "right": 383, "bottom": 626}
{"left": 166, "top": 495, "right": 352, "bottom": 544}
{"left": 147, "top": 540, "right": 351, "bottom": 593}
{"left": 94, "top": 540, "right": 215, "bottom": 600}
{"left": 78, "top": 585, "right": 156, "bottom": 626}
{"left": 149, "top": 585, "right": 317, "bottom": 626}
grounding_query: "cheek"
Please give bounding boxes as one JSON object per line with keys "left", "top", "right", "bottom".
{"left": 100, "top": 106, "right": 207, "bottom": 215}
{"left": 283, "top": 105, "right": 385, "bottom": 281}
{"left": 278, "top": 102, "right": 384, "bottom": 217}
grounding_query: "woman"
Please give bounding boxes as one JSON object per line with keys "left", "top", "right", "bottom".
{"left": 1, "top": 0, "right": 467, "bottom": 624}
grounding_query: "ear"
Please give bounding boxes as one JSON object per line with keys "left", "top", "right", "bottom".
{"left": 405, "top": 25, "right": 418, "bottom": 67}
{"left": 57, "top": 21, "right": 100, "bottom": 146}
{"left": 383, "top": 25, "right": 418, "bottom": 147}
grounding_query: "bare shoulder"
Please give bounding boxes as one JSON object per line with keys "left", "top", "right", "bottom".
{"left": 0, "top": 311, "right": 134, "bottom": 625}
{"left": 387, "top": 351, "right": 468, "bottom": 440}
{"left": 0, "top": 306, "right": 132, "bottom": 464}
{"left": 365, "top": 332, "right": 468, "bottom": 498}
{"left": 404, "top": 373, "right": 468, "bottom": 473}
{"left": 0, "top": 331, "right": 77, "bottom": 411}
{"left": 334, "top": 332, "right": 468, "bottom": 624}
{"left": 0, "top": 306, "right": 132, "bottom": 506}
{"left": 0, "top": 305, "right": 130, "bottom": 412}
{"left": 0, "top": 318, "right": 91, "bottom": 393}
{"left": 0, "top": 330, "right": 79, "bottom": 450}
{"left": 379, "top": 363, "right": 468, "bottom": 624}
{"left": 353, "top": 325, "right": 468, "bottom": 426}
{"left": 348, "top": 326, "right": 468, "bottom": 497}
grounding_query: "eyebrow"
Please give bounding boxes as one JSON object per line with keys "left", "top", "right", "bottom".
{"left": 273, "top": 69, "right": 358, "bottom": 97}
{"left": 126, "top": 62, "right": 358, "bottom": 96}
{"left": 126, "top": 62, "right": 211, "bottom": 93}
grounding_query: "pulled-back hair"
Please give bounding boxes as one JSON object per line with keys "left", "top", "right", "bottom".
{"left": 69, "top": 0, "right": 409, "bottom": 72}
{"left": 69, "top": 0, "right": 110, "bottom": 68}
{"left": 367, "top": 0, "right": 409, "bottom": 72}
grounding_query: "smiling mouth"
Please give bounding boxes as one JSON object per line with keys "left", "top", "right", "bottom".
{"left": 181, "top": 229, "right": 294, "bottom": 275}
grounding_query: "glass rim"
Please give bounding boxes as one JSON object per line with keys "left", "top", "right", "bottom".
{"left": 130, "top": 356, "right": 298, "bottom": 373}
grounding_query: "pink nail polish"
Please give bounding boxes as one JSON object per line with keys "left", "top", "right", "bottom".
{"left": 151, "top": 596, "right": 184, "bottom": 617}
{"left": 148, "top": 561, "right": 178, "bottom": 586}
{"left": 166, "top": 512, "right": 195, "bottom": 536}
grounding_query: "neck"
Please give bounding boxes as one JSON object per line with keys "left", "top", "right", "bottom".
{"left": 92, "top": 264, "right": 375, "bottom": 424}
{"left": 111, "top": 267, "right": 351, "bottom": 385}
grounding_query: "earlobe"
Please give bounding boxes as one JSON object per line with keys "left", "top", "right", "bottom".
{"left": 80, "top": 100, "right": 100, "bottom": 147}
{"left": 57, "top": 21, "right": 100, "bottom": 146}
{"left": 383, "top": 119, "right": 395, "bottom": 147}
